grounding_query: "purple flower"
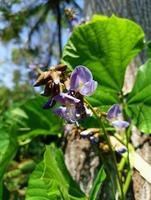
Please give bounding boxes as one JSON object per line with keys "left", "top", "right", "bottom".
{"left": 111, "top": 120, "right": 129, "bottom": 129}
{"left": 52, "top": 66, "right": 97, "bottom": 123}
{"left": 54, "top": 93, "right": 80, "bottom": 105}
{"left": 107, "top": 104, "right": 130, "bottom": 129}
{"left": 53, "top": 106, "right": 66, "bottom": 118}
{"left": 53, "top": 106, "right": 77, "bottom": 123}
{"left": 43, "top": 99, "right": 55, "bottom": 109}
{"left": 70, "top": 66, "right": 97, "bottom": 96}
{"left": 53, "top": 93, "right": 80, "bottom": 123}
{"left": 89, "top": 136, "right": 99, "bottom": 143}
{"left": 107, "top": 104, "right": 121, "bottom": 120}
{"left": 70, "top": 18, "right": 79, "bottom": 29}
{"left": 115, "top": 146, "right": 127, "bottom": 154}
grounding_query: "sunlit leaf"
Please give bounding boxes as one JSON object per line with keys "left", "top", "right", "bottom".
{"left": 26, "top": 144, "right": 87, "bottom": 200}
{"left": 19, "top": 96, "right": 63, "bottom": 138}
{"left": 62, "top": 15, "right": 144, "bottom": 106}
{"left": 25, "top": 162, "right": 51, "bottom": 200}
{"left": 0, "top": 127, "right": 18, "bottom": 196}
{"left": 127, "top": 59, "right": 151, "bottom": 133}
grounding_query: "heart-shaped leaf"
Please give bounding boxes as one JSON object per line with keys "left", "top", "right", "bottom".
{"left": 62, "top": 15, "right": 144, "bottom": 106}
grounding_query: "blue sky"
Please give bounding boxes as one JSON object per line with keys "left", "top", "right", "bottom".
{"left": 0, "top": 0, "right": 84, "bottom": 89}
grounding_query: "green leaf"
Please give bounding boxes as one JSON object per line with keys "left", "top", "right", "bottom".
{"left": 86, "top": 85, "right": 120, "bottom": 107}
{"left": 26, "top": 162, "right": 51, "bottom": 200}
{"left": 89, "top": 166, "right": 106, "bottom": 200}
{"left": 0, "top": 126, "right": 18, "bottom": 198}
{"left": 62, "top": 15, "right": 144, "bottom": 106}
{"left": 0, "top": 129, "right": 17, "bottom": 179}
{"left": 19, "top": 96, "right": 63, "bottom": 138}
{"left": 0, "top": 106, "right": 27, "bottom": 184}
{"left": 0, "top": 106, "right": 31, "bottom": 187}
{"left": 0, "top": 181, "right": 2, "bottom": 200}
{"left": 127, "top": 59, "right": 151, "bottom": 133}
{"left": 26, "top": 144, "right": 87, "bottom": 200}
{"left": 146, "top": 40, "right": 151, "bottom": 58}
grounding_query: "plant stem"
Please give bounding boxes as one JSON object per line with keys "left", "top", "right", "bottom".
{"left": 125, "top": 127, "right": 131, "bottom": 170}
{"left": 99, "top": 150, "right": 116, "bottom": 198}
{"left": 118, "top": 156, "right": 126, "bottom": 172}
{"left": 123, "top": 169, "right": 132, "bottom": 195}
{"left": 84, "top": 99, "right": 125, "bottom": 200}
{"left": 101, "top": 122, "right": 125, "bottom": 200}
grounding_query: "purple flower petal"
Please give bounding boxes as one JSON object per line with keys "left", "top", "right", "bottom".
{"left": 111, "top": 120, "right": 130, "bottom": 129}
{"left": 90, "top": 136, "right": 99, "bottom": 143}
{"left": 115, "top": 146, "right": 127, "bottom": 154}
{"left": 71, "top": 18, "right": 79, "bottom": 28}
{"left": 54, "top": 93, "right": 80, "bottom": 105}
{"left": 107, "top": 104, "right": 121, "bottom": 120}
{"left": 53, "top": 106, "right": 77, "bottom": 123}
{"left": 43, "top": 99, "right": 55, "bottom": 109}
{"left": 53, "top": 106, "right": 66, "bottom": 118}
{"left": 70, "top": 66, "right": 93, "bottom": 91}
{"left": 80, "top": 80, "right": 98, "bottom": 96}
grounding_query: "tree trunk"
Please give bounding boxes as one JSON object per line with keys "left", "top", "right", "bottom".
{"left": 84, "top": 0, "right": 151, "bottom": 41}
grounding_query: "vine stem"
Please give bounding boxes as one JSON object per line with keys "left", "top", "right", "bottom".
{"left": 84, "top": 99, "right": 125, "bottom": 200}
{"left": 123, "top": 169, "right": 132, "bottom": 195}
{"left": 122, "top": 102, "right": 132, "bottom": 171}
{"left": 93, "top": 144, "right": 116, "bottom": 198}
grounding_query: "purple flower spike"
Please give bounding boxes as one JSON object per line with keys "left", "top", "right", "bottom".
{"left": 107, "top": 104, "right": 121, "bottom": 120}
{"left": 111, "top": 120, "right": 129, "bottom": 129}
{"left": 54, "top": 93, "right": 80, "bottom": 105}
{"left": 70, "top": 66, "right": 97, "bottom": 96}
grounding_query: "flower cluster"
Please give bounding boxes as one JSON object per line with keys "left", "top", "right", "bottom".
{"left": 34, "top": 65, "right": 97, "bottom": 124}
{"left": 80, "top": 127, "right": 127, "bottom": 154}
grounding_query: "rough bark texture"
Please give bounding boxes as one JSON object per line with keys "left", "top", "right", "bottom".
{"left": 84, "top": 0, "right": 151, "bottom": 41}
{"left": 63, "top": 124, "right": 99, "bottom": 195}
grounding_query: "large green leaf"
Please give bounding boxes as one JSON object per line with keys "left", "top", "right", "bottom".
{"left": 62, "top": 15, "right": 144, "bottom": 106}
{"left": 127, "top": 59, "right": 151, "bottom": 133}
{"left": 0, "top": 106, "right": 29, "bottom": 182}
{"left": 0, "top": 124, "right": 18, "bottom": 197}
{"left": 25, "top": 162, "right": 51, "bottom": 200}
{"left": 26, "top": 144, "right": 87, "bottom": 200}
{"left": 0, "top": 129, "right": 17, "bottom": 180}
{"left": 86, "top": 85, "right": 120, "bottom": 107}
{"left": 18, "top": 96, "right": 63, "bottom": 139}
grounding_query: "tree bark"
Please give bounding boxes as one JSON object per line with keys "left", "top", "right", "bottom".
{"left": 84, "top": 0, "right": 151, "bottom": 41}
